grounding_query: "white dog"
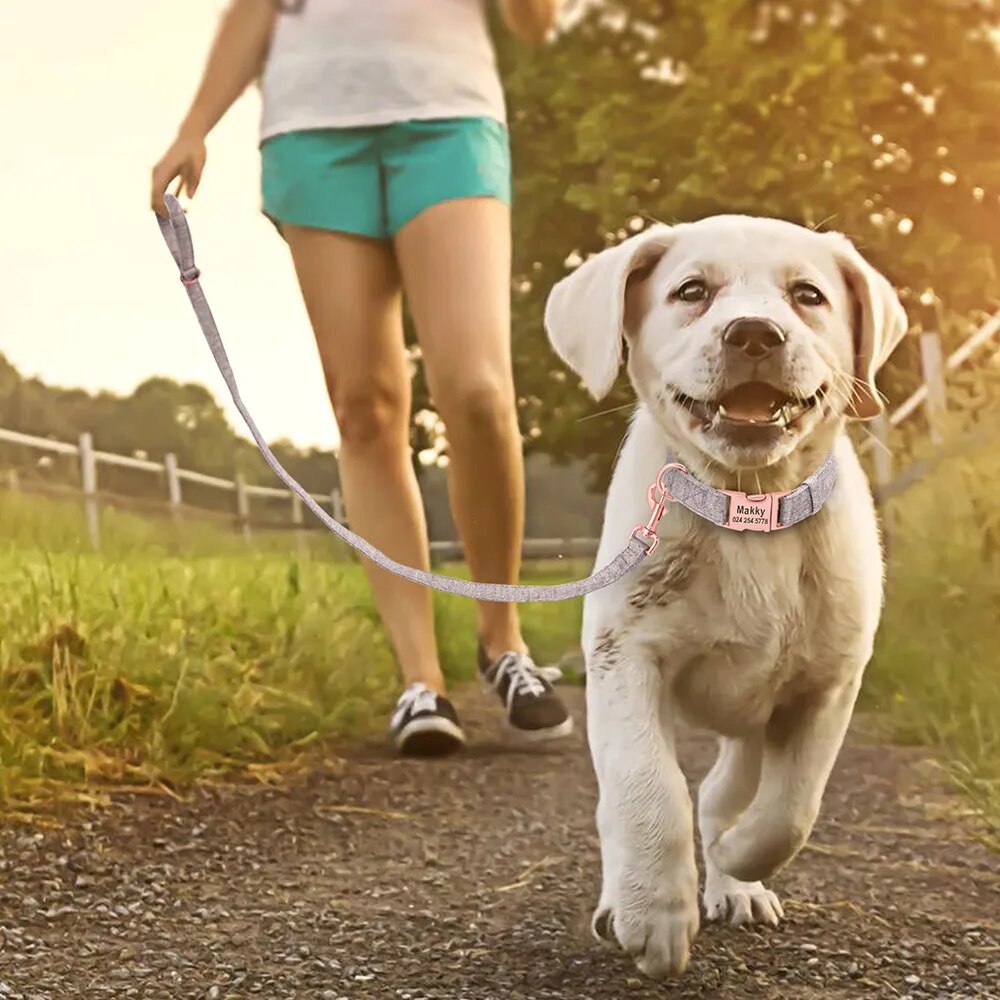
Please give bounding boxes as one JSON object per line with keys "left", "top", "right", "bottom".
{"left": 543, "top": 215, "right": 907, "bottom": 980}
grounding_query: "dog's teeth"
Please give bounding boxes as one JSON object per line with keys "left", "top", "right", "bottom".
{"left": 718, "top": 404, "right": 730, "bottom": 418}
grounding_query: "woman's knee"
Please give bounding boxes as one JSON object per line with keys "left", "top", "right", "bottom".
{"left": 435, "top": 375, "right": 517, "bottom": 439}
{"left": 330, "top": 379, "right": 408, "bottom": 447}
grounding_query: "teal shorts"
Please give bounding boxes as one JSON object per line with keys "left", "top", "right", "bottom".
{"left": 260, "top": 116, "right": 511, "bottom": 240}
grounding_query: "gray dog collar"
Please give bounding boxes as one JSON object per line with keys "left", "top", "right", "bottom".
{"left": 632, "top": 453, "right": 837, "bottom": 549}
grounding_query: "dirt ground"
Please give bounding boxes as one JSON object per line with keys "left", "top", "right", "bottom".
{"left": 1, "top": 687, "right": 997, "bottom": 1000}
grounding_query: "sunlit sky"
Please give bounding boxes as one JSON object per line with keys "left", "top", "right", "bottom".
{"left": 0, "top": 1, "right": 338, "bottom": 449}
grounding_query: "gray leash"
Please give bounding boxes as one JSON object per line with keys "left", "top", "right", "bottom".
{"left": 154, "top": 195, "right": 835, "bottom": 602}
{"left": 155, "top": 194, "right": 651, "bottom": 602}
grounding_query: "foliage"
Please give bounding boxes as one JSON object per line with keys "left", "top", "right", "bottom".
{"left": 0, "top": 352, "right": 343, "bottom": 505}
{"left": 13, "top": 3, "right": 1000, "bottom": 496}
{"left": 862, "top": 427, "right": 1000, "bottom": 848}
{"left": 0, "top": 351, "right": 606, "bottom": 539}
{"left": 3, "top": 429, "right": 1000, "bottom": 838}
{"left": 4, "top": 1, "right": 1000, "bottom": 826}
{"left": 490, "top": 0, "right": 1000, "bottom": 485}
{"left": 0, "top": 491, "right": 584, "bottom": 809}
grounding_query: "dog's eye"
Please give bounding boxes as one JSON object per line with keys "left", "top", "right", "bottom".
{"left": 791, "top": 282, "right": 826, "bottom": 307}
{"left": 675, "top": 279, "right": 709, "bottom": 303}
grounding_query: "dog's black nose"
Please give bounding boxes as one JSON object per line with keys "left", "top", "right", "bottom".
{"left": 723, "top": 317, "right": 786, "bottom": 360}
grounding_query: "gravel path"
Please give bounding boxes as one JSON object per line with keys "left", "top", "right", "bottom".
{"left": 1, "top": 687, "right": 998, "bottom": 1000}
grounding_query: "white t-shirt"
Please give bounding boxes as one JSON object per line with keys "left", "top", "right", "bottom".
{"left": 259, "top": 0, "right": 507, "bottom": 141}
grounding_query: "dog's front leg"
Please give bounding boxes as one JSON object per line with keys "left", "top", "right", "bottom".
{"left": 707, "top": 677, "right": 862, "bottom": 884}
{"left": 586, "top": 631, "right": 699, "bottom": 980}
{"left": 698, "top": 735, "right": 784, "bottom": 927}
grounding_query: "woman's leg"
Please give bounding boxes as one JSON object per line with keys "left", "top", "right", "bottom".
{"left": 283, "top": 224, "right": 444, "bottom": 692}
{"left": 393, "top": 196, "right": 525, "bottom": 660}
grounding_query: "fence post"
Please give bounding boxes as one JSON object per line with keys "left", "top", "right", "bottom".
{"left": 78, "top": 431, "right": 100, "bottom": 549}
{"left": 5, "top": 468, "right": 19, "bottom": 493}
{"left": 869, "top": 411, "right": 894, "bottom": 557}
{"left": 291, "top": 493, "right": 306, "bottom": 555}
{"left": 870, "top": 412, "right": 893, "bottom": 495}
{"left": 235, "top": 474, "right": 252, "bottom": 543}
{"left": 918, "top": 331, "right": 947, "bottom": 445}
{"left": 331, "top": 487, "right": 346, "bottom": 523}
{"left": 164, "top": 453, "right": 183, "bottom": 523}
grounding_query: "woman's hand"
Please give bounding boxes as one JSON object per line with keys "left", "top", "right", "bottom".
{"left": 500, "top": 0, "right": 563, "bottom": 45}
{"left": 151, "top": 129, "right": 207, "bottom": 217}
{"left": 149, "top": 0, "right": 277, "bottom": 216}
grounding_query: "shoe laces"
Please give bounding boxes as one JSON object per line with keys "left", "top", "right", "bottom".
{"left": 394, "top": 682, "right": 439, "bottom": 721}
{"left": 537, "top": 664, "right": 564, "bottom": 684}
{"left": 494, "top": 652, "right": 549, "bottom": 699}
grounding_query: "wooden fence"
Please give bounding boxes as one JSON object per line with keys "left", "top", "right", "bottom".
{"left": 0, "top": 427, "right": 346, "bottom": 554}
{"left": 861, "top": 310, "right": 1000, "bottom": 492}
{"left": 1, "top": 310, "right": 998, "bottom": 559}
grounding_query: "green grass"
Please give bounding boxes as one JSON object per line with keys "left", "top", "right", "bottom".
{"left": 0, "top": 491, "right": 582, "bottom": 810}
{"left": 3, "top": 449, "right": 999, "bottom": 848}
{"left": 861, "top": 437, "right": 1000, "bottom": 848}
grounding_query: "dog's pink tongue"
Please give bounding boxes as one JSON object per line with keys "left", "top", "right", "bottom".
{"left": 719, "top": 383, "right": 788, "bottom": 422}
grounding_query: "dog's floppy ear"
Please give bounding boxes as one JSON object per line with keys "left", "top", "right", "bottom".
{"left": 544, "top": 225, "right": 676, "bottom": 400}
{"left": 825, "top": 232, "right": 909, "bottom": 420}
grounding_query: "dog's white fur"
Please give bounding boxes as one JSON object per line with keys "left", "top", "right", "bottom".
{"left": 544, "top": 216, "right": 907, "bottom": 980}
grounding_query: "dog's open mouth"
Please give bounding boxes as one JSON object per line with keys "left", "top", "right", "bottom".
{"left": 672, "top": 382, "right": 826, "bottom": 432}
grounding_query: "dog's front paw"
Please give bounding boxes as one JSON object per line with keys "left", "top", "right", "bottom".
{"left": 703, "top": 869, "right": 784, "bottom": 927}
{"left": 592, "top": 876, "right": 700, "bottom": 980}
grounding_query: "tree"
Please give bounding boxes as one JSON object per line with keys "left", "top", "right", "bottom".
{"left": 0, "top": 354, "right": 342, "bottom": 503}
{"left": 484, "top": 0, "right": 1000, "bottom": 485}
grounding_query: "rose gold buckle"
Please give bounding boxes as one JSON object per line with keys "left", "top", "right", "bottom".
{"left": 720, "top": 490, "right": 790, "bottom": 532}
{"left": 630, "top": 462, "right": 688, "bottom": 555}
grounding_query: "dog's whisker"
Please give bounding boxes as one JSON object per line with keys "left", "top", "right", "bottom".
{"left": 808, "top": 213, "right": 838, "bottom": 233}
{"left": 846, "top": 374, "right": 890, "bottom": 408}
{"left": 610, "top": 429, "right": 630, "bottom": 471}
{"left": 842, "top": 381, "right": 868, "bottom": 410}
{"left": 857, "top": 424, "right": 893, "bottom": 456}
{"left": 827, "top": 370, "right": 863, "bottom": 410}
{"left": 576, "top": 402, "right": 639, "bottom": 423}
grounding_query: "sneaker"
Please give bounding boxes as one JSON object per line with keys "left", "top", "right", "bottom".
{"left": 389, "top": 683, "right": 466, "bottom": 757}
{"left": 477, "top": 644, "right": 574, "bottom": 741}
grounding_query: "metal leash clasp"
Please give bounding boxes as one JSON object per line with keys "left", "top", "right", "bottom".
{"left": 630, "top": 462, "right": 688, "bottom": 555}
